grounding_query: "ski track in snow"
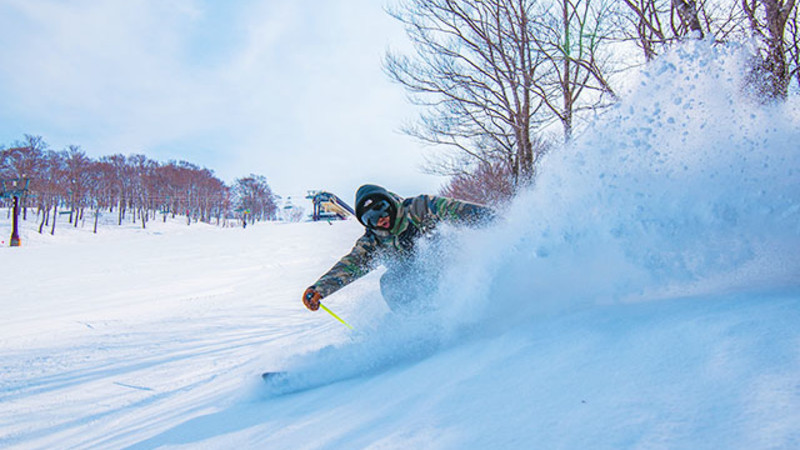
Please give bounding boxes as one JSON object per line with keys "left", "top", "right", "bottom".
{"left": 1, "top": 42, "right": 800, "bottom": 449}
{"left": 0, "top": 220, "right": 365, "bottom": 449}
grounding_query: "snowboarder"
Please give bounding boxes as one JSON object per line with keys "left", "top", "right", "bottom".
{"left": 302, "top": 184, "right": 495, "bottom": 312}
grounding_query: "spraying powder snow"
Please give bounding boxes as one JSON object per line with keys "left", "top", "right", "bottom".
{"left": 262, "top": 41, "right": 800, "bottom": 396}
{"left": 437, "top": 41, "right": 800, "bottom": 332}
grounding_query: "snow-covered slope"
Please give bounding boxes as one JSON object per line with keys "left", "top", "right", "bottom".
{"left": 2, "top": 42, "right": 799, "bottom": 449}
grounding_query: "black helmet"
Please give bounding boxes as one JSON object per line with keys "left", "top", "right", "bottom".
{"left": 355, "top": 184, "right": 401, "bottom": 230}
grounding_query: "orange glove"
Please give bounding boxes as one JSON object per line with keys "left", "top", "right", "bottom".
{"left": 302, "top": 286, "right": 323, "bottom": 311}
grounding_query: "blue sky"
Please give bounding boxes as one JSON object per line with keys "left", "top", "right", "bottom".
{"left": 0, "top": 0, "right": 443, "bottom": 202}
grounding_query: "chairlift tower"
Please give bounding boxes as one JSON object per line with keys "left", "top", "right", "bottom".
{"left": 305, "top": 191, "right": 355, "bottom": 221}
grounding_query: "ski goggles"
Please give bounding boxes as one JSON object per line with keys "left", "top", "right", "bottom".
{"left": 360, "top": 198, "right": 392, "bottom": 229}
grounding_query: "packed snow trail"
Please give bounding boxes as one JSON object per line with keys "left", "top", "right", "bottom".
{"left": 134, "top": 293, "right": 800, "bottom": 449}
{"left": 0, "top": 220, "right": 370, "bottom": 449}
{"left": 1, "top": 41, "right": 799, "bottom": 448}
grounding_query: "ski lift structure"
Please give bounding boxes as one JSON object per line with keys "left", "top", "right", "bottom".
{"left": 306, "top": 190, "right": 355, "bottom": 221}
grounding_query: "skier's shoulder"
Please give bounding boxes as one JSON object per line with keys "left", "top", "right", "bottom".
{"left": 414, "top": 194, "right": 495, "bottom": 224}
{"left": 402, "top": 194, "right": 437, "bottom": 216}
{"left": 404, "top": 194, "right": 467, "bottom": 214}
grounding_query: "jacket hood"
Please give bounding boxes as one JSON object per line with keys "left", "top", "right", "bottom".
{"left": 355, "top": 184, "right": 404, "bottom": 232}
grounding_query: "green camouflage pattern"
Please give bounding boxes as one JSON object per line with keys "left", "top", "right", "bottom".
{"left": 312, "top": 194, "right": 493, "bottom": 297}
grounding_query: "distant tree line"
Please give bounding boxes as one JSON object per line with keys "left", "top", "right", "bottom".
{"left": 0, "top": 135, "right": 278, "bottom": 235}
{"left": 387, "top": 0, "right": 799, "bottom": 205}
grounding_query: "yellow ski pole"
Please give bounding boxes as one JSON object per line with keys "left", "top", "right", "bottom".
{"left": 319, "top": 303, "right": 354, "bottom": 330}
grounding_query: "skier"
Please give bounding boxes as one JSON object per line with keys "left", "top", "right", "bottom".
{"left": 302, "top": 184, "right": 495, "bottom": 313}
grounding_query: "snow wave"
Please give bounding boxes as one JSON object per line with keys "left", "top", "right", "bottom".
{"left": 439, "top": 40, "right": 800, "bottom": 332}
{"left": 262, "top": 41, "right": 800, "bottom": 396}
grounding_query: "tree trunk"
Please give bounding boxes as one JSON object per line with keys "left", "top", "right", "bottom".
{"left": 562, "top": 2, "right": 574, "bottom": 143}
{"left": 673, "top": 0, "right": 704, "bottom": 38}
{"left": 38, "top": 203, "right": 47, "bottom": 234}
{"left": 744, "top": 0, "right": 796, "bottom": 100}
{"left": 762, "top": 0, "right": 791, "bottom": 99}
{"left": 50, "top": 203, "right": 58, "bottom": 236}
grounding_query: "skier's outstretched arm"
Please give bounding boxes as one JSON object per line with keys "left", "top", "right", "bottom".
{"left": 415, "top": 195, "right": 496, "bottom": 227}
{"left": 302, "top": 233, "right": 378, "bottom": 311}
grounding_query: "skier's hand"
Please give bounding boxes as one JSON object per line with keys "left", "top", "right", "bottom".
{"left": 302, "top": 286, "right": 323, "bottom": 311}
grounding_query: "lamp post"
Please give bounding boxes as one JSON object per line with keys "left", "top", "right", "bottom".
{"left": 3, "top": 177, "right": 29, "bottom": 247}
{"left": 10, "top": 194, "right": 20, "bottom": 247}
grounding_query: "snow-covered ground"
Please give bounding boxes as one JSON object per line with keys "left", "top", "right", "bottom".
{"left": 2, "top": 42, "right": 799, "bottom": 449}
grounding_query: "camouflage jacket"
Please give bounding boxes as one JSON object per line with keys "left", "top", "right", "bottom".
{"left": 312, "top": 195, "right": 493, "bottom": 297}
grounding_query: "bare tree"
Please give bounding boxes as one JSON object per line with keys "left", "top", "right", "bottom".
{"left": 743, "top": 0, "right": 798, "bottom": 100}
{"left": 617, "top": 1, "right": 798, "bottom": 99}
{"left": 63, "top": 145, "right": 91, "bottom": 227}
{"left": 1, "top": 135, "right": 48, "bottom": 220}
{"left": 386, "top": 0, "right": 617, "bottom": 188}
{"left": 386, "top": 0, "right": 552, "bottom": 186}
{"left": 617, "top": 0, "right": 746, "bottom": 61}
{"left": 87, "top": 160, "right": 115, "bottom": 233}
{"left": 100, "top": 154, "right": 130, "bottom": 226}
{"left": 530, "top": 0, "right": 619, "bottom": 141}
{"left": 788, "top": 4, "right": 800, "bottom": 89}
{"left": 3, "top": 135, "right": 258, "bottom": 233}
{"left": 440, "top": 160, "right": 517, "bottom": 204}
{"left": 674, "top": 0, "right": 705, "bottom": 37}
{"left": 234, "top": 175, "right": 277, "bottom": 224}
{"left": 196, "top": 172, "right": 228, "bottom": 225}
{"left": 441, "top": 133, "right": 551, "bottom": 204}
{"left": 127, "top": 154, "right": 158, "bottom": 229}
{"left": 32, "top": 150, "right": 67, "bottom": 235}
